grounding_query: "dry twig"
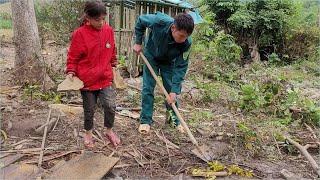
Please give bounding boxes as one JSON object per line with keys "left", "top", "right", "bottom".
{"left": 38, "top": 108, "right": 52, "bottom": 167}
{"left": 285, "top": 136, "right": 320, "bottom": 176}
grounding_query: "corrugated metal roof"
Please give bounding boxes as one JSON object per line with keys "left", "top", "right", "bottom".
{"left": 162, "top": 0, "right": 193, "bottom": 8}
{"left": 137, "top": 0, "right": 193, "bottom": 8}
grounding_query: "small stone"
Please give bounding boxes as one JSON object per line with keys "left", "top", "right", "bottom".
{"left": 5, "top": 106, "right": 13, "bottom": 112}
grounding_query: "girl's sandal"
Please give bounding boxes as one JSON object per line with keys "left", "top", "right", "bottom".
{"left": 104, "top": 131, "right": 121, "bottom": 147}
{"left": 83, "top": 135, "right": 95, "bottom": 148}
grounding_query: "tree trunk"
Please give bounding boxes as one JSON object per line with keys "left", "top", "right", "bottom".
{"left": 11, "top": 0, "right": 51, "bottom": 88}
{"left": 249, "top": 36, "right": 261, "bottom": 63}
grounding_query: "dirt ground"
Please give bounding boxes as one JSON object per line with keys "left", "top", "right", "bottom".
{"left": 0, "top": 32, "right": 319, "bottom": 179}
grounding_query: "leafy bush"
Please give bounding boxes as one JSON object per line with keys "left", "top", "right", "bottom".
{"left": 284, "top": 27, "right": 320, "bottom": 61}
{"left": 210, "top": 31, "right": 242, "bottom": 63}
{"left": 35, "top": 0, "right": 85, "bottom": 44}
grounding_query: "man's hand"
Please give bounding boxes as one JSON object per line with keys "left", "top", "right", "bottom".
{"left": 133, "top": 44, "right": 142, "bottom": 54}
{"left": 66, "top": 72, "right": 74, "bottom": 82}
{"left": 166, "top": 92, "right": 177, "bottom": 105}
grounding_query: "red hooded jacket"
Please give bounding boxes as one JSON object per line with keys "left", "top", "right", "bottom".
{"left": 66, "top": 23, "right": 117, "bottom": 90}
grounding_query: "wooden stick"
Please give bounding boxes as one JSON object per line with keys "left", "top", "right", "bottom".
{"left": 192, "top": 171, "right": 228, "bottom": 177}
{"left": 127, "top": 83, "right": 142, "bottom": 91}
{"left": 0, "top": 147, "right": 54, "bottom": 153}
{"left": 35, "top": 115, "right": 58, "bottom": 134}
{"left": 115, "top": 107, "right": 141, "bottom": 111}
{"left": 38, "top": 108, "right": 52, "bottom": 167}
{"left": 26, "top": 150, "right": 79, "bottom": 164}
{"left": 285, "top": 136, "right": 320, "bottom": 176}
{"left": 10, "top": 139, "right": 32, "bottom": 147}
{"left": 52, "top": 113, "right": 61, "bottom": 132}
{"left": 155, "top": 131, "right": 179, "bottom": 149}
{"left": 304, "top": 123, "right": 318, "bottom": 140}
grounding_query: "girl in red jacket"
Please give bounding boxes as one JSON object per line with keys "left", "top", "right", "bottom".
{"left": 66, "top": 1, "right": 120, "bottom": 148}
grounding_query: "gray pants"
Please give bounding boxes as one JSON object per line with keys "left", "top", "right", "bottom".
{"left": 80, "top": 86, "right": 116, "bottom": 131}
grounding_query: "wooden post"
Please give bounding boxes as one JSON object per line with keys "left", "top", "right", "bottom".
{"left": 154, "top": 3, "right": 157, "bottom": 13}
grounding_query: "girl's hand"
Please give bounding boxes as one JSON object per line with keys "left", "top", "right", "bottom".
{"left": 67, "top": 73, "right": 74, "bottom": 82}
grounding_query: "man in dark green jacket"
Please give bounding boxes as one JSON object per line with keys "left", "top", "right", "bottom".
{"left": 133, "top": 12, "right": 194, "bottom": 134}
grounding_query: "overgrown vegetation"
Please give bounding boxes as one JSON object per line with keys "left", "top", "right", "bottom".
{"left": 191, "top": 0, "right": 320, "bottom": 158}
{"left": 35, "top": 0, "right": 85, "bottom": 44}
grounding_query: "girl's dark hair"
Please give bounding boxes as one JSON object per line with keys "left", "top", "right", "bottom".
{"left": 80, "top": 1, "right": 106, "bottom": 26}
{"left": 173, "top": 13, "right": 194, "bottom": 35}
{"left": 84, "top": 0, "right": 106, "bottom": 18}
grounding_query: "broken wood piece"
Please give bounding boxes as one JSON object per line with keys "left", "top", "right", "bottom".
{"left": 11, "top": 139, "right": 32, "bottom": 148}
{"left": 47, "top": 152, "right": 119, "bottom": 179}
{"left": 155, "top": 131, "right": 180, "bottom": 149}
{"left": 94, "top": 130, "right": 104, "bottom": 143}
{"left": 0, "top": 163, "right": 39, "bottom": 180}
{"left": 0, "top": 153, "right": 11, "bottom": 159}
{"left": 24, "top": 150, "right": 79, "bottom": 164}
{"left": 126, "top": 151, "right": 145, "bottom": 167}
{"left": 116, "top": 109, "right": 140, "bottom": 119}
{"left": 35, "top": 117, "right": 58, "bottom": 134}
{"left": 0, "top": 86, "right": 21, "bottom": 94}
{"left": 112, "top": 68, "right": 127, "bottom": 90}
{"left": 0, "top": 154, "right": 25, "bottom": 168}
{"left": 280, "top": 169, "right": 302, "bottom": 180}
{"left": 304, "top": 123, "right": 318, "bottom": 140}
{"left": 285, "top": 136, "right": 320, "bottom": 176}
{"left": 126, "top": 83, "right": 142, "bottom": 91}
{"left": 192, "top": 169, "right": 228, "bottom": 177}
{"left": 0, "top": 147, "right": 54, "bottom": 153}
{"left": 38, "top": 108, "right": 52, "bottom": 167}
{"left": 115, "top": 106, "right": 141, "bottom": 111}
{"left": 114, "top": 161, "right": 156, "bottom": 168}
{"left": 57, "top": 76, "right": 84, "bottom": 91}
{"left": 49, "top": 104, "right": 83, "bottom": 116}
{"left": 52, "top": 113, "right": 61, "bottom": 132}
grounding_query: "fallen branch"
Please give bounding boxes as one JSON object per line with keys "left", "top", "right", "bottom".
{"left": 115, "top": 107, "right": 141, "bottom": 111}
{"left": 10, "top": 139, "right": 32, "bottom": 147}
{"left": 155, "top": 131, "right": 180, "bottom": 149}
{"left": 280, "top": 169, "right": 301, "bottom": 179}
{"left": 52, "top": 113, "right": 61, "bottom": 132}
{"left": 114, "top": 161, "right": 156, "bottom": 168}
{"left": 127, "top": 83, "right": 142, "bottom": 91}
{"left": 25, "top": 150, "right": 79, "bottom": 164}
{"left": 38, "top": 108, "right": 52, "bottom": 167}
{"left": 35, "top": 114, "right": 58, "bottom": 134}
{"left": 192, "top": 170, "right": 228, "bottom": 177}
{"left": 285, "top": 136, "right": 320, "bottom": 176}
{"left": 94, "top": 130, "right": 104, "bottom": 143}
{"left": 0, "top": 147, "right": 54, "bottom": 153}
{"left": 304, "top": 123, "right": 318, "bottom": 140}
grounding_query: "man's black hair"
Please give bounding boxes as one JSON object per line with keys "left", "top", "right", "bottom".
{"left": 173, "top": 13, "right": 194, "bottom": 35}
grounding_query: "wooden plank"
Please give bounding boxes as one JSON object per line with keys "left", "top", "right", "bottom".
{"left": 0, "top": 154, "right": 24, "bottom": 168}
{"left": 0, "top": 164, "right": 39, "bottom": 180}
{"left": 47, "top": 152, "right": 119, "bottom": 180}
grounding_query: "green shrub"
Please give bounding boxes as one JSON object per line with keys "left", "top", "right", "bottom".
{"left": 35, "top": 0, "right": 85, "bottom": 44}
